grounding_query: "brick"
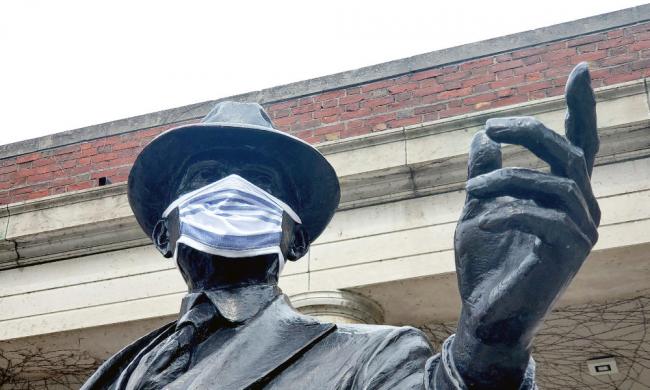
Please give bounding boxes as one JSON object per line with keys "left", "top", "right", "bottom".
{"left": 340, "top": 107, "right": 372, "bottom": 121}
{"left": 529, "top": 90, "right": 547, "bottom": 100}
{"left": 25, "top": 189, "right": 51, "bottom": 200}
{"left": 598, "top": 37, "right": 635, "bottom": 50}
{"left": 361, "top": 96, "right": 393, "bottom": 109}
{"left": 543, "top": 48, "right": 577, "bottom": 62}
{"left": 631, "top": 40, "right": 650, "bottom": 51}
{"left": 298, "top": 97, "right": 314, "bottom": 106}
{"left": 631, "top": 58, "right": 650, "bottom": 71}
{"left": 496, "top": 69, "right": 515, "bottom": 79}
{"left": 609, "top": 46, "right": 629, "bottom": 56}
{"left": 497, "top": 88, "right": 514, "bottom": 98}
{"left": 608, "top": 30, "right": 624, "bottom": 39}
{"left": 388, "top": 82, "right": 418, "bottom": 94}
{"left": 314, "top": 90, "right": 344, "bottom": 102}
{"left": 313, "top": 124, "right": 344, "bottom": 136}
{"left": 439, "top": 106, "right": 472, "bottom": 119}
{"left": 489, "top": 75, "right": 525, "bottom": 89}
{"left": 438, "top": 70, "right": 471, "bottom": 83}
{"left": 625, "top": 23, "right": 650, "bottom": 34}
{"left": 511, "top": 46, "right": 547, "bottom": 59}
{"left": 492, "top": 94, "right": 529, "bottom": 108}
{"left": 91, "top": 153, "right": 118, "bottom": 163}
{"left": 313, "top": 107, "right": 341, "bottom": 119}
{"left": 273, "top": 115, "right": 298, "bottom": 127}
{"left": 460, "top": 57, "right": 494, "bottom": 70}
{"left": 577, "top": 43, "right": 598, "bottom": 53}
{"left": 81, "top": 147, "right": 98, "bottom": 157}
{"left": 68, "top": 181, "right": 94, "bottom": 192}
{"left": 636, "top": 31, "right": 650, "bottom": 41}
{"left": 490, "top": 59, "right": 525, "bottom": 72}
{"left": 413, "top": 84, "right": 445, "bottom": 97}
{"left": 472, "top": 84, "right": 491, "bottom": 94}
{"left": 367, "top": 88, "right": 389, "bottom": 98}
{"left": 346, "top": 87, "right": 361, "bottom": 95}
{"left": 266, "top": 100, "right": 297, "bottom": 111}
{"left": 0, "top": 164, "right": 17, "bottom": 175}
{"left": 365, "top": 113, "right": 397, "bottom": 127}
{"left": 324, "top": 132, "right": 340, "bottom": 142}
{"left": 339, "top": 94, "right": 364, "bottom": 105}
{"left": 605, "top": 71, "right": 643, "bottom": 85}
{"left": 461, "top": 74, "right": 495, "bottom": 88}
{"left": 273, "top": 108, "right": 292, "bottom": 118}
{"left": 292, "top": 119, "right": 321, "bottom": 132}
{"left": 570, "top": 51, "right": 607, "bottom": 64}
{"left": 341, "top": 126, "right": 371, "bottom": 139}
{"left": 495, "top": 53, "right": 512, "bottom": 62}
{"left": 292, "top": 103, "right": 316, "bottom": 115}
{"left": 410, "top": 68, "right": 444, "bottom": 81}
{"left": 394, "top": 92, "right": 412, "bottom": 102}
{"left": 600, "top": 53, "right": 639, "bottom": 66}
{"left": 16, "top": 152, "right": 41, "bottom": 164}
{"left": 388, "top": 116, "right": 421, "bottom": 128}
{"left": 567, "top": 33, "right": 606, "bottom": 47}
{"left": 422, "top": 113, "right": 439, "bottom": 122}
{"left": 361, "top": 79, "right": 395, "bottom": 93}
{"left": 524, "top": 72, "right": 544, "bottom": 82}
{"left": 517, "top": 81, "right": 553, "bottom": 93}
{"left": 54, "top": 145, "right": 81, "bottom": 156}
{"left": 321, "top": 115, "right": 339, "bottom": 124}
{"left": 522, "top": 55, "right": 542, "bottom": 65}
{"left": 436, "top": 87, "right": 472, "bottom": 100}
{"left": 345, "top": 119, "right": 365, "bottom": 130}
{"left": 321, "top": 99, "right": 338, "bottom": 109}
{"left": 463, "top": 92, "right": 497, "bottom": 105}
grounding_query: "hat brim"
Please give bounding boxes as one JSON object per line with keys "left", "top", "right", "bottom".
{"left": 127, "top": 122, "right": 340, "bottom": 243}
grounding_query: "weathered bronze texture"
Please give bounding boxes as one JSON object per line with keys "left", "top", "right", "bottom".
{"left": 82, "top": 62, "right": 600, "bottom": 390}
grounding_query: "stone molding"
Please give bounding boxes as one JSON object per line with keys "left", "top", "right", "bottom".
{"left": 290, "top": 290, "right": 384, "bottom": 324}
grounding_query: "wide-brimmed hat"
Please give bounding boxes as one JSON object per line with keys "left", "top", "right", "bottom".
{"left": 127, "top": 101, "right": 340, "bottom": 243}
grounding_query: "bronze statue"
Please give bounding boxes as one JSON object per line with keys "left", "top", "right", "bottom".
{"left": 81, "top": 62, "right": 600, "bottom": 389}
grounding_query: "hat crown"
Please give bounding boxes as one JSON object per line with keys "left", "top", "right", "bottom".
{"left": 202, "top": 101, "right": 275, "bottom": 129}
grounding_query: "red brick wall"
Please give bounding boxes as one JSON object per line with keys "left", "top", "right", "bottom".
{"left": 2, "top": 22, "right": 650, "bottom": 205}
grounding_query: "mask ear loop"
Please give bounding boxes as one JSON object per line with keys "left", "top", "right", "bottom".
{"left": 152, "top": 219, "right": 173, "bottom": 258}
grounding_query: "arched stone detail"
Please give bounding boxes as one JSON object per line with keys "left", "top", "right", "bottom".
{"left": 290, "top": 290, "right": 384, "bottom": 324}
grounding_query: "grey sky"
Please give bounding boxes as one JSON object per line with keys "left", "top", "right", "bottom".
{"left": 0, "top": 1, "right": 647, "bottom": 145}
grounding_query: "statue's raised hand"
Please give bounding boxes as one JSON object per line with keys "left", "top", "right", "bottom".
{"left": 451, "top": 62, "right": 600, "bottom": 389}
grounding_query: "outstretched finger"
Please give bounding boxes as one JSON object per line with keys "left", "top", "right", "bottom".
{"left": 468, "top": 130, "right": 502, "bottom": 180}
{"left": 565, "top": 62, "right": 599, "bottom": 176}
{"left": 485, "top": 117, "right": 600, "bottom": 225}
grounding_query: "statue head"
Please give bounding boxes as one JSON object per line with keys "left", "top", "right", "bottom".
{"left": 127, "top": 101, "right": 340, "bottom": 290}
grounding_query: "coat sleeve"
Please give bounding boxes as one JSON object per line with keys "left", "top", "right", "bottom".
{"left": 424, "top": 335, "right": 538, "bottom": 390}
{"left": 352, "top": 326, "right": 435, "bottom": 390}
{"left": 80, "top": 322, "right": 176, "bottom": 390}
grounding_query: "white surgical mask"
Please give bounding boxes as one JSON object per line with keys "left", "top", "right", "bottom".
{"left": 162, "top": 174, "right": 301, "bottom": 273}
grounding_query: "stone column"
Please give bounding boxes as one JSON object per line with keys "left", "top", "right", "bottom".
{"left": 290, "top": 290, "right": 384, "bottom": 324}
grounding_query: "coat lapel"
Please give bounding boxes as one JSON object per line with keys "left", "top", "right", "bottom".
{"left": 183, "top": 295, "right": 336, "bottom": 390}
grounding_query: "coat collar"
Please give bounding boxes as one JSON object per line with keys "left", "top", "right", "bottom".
{"left": 174, "top": 294, "right": 336, "bottom": 390}
{"left": 180, "top": 284, "right": 281, "bottom": 324}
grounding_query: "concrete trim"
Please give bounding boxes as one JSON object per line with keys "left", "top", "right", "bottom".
{"left": 1, "top": 5, "right": 650, "bottom": 159}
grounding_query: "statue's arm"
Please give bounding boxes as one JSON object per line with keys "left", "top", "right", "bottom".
{"left": 430, "top": 62, "right": 599, "bottom": 389}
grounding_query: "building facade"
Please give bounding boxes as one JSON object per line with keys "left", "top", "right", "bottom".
{"left": 1, "top": 6, "right": 650, "bottom": 389}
